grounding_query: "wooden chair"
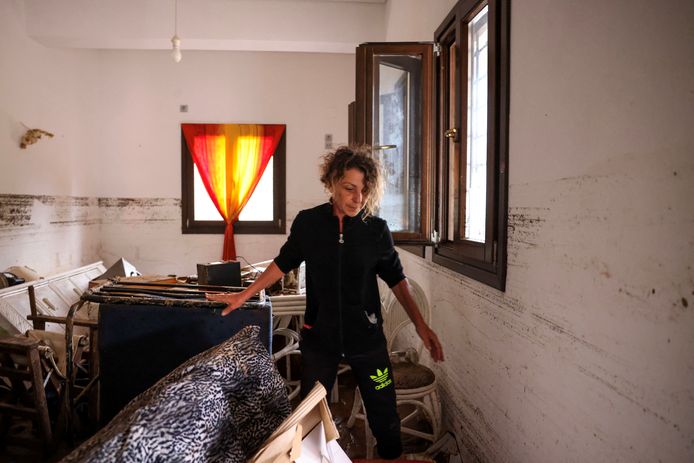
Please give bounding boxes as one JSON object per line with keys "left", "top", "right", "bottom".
{"left": 27, "top": 291, "right": 100, "bottom": 432}
{"left": 272, "top": 327, "right": 302, "bottom": 400}
{"left": 347, "top": 278, "right": 442, "bottom": 458}
{"left": 0, "top": 336, "right": 53, "bottom": 451}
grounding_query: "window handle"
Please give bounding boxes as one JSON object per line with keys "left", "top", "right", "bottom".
{"left": 444, "top": 128, "right": 458, "bottom": 141}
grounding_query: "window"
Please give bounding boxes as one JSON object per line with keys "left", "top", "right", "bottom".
{"left": 351, "top": 0, "right": 508, "bottom": 288}
{"left": 434, "top": 0, "right": 509, "bottom": 290}
{"left": 354, "top": 43, "right": 434, "bottom": 248}
{"left": 181, "top": 127, "right": 286, "bottom": 234}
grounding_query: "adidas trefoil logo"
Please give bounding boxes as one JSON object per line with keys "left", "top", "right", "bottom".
{"left": 370, "top": 367, "right": 392, "bottom": 390}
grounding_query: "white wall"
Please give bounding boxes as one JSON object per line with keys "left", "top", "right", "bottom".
{"left": 384, "top": 0, "right": 456, "bottom": 41}
{"left": 0, "top": 0, "right": 354, "bottom": 276}
{"left": 0, "top": 1, "right": 102, "bottom": 274}
{"left": 0, "top": 2, "right": 101, "bottom": 197}
{"left": 389, "top": 0, "right": 694, "bottom": 462}
{"left": 25, "top": 0, "right": 385, "bottom": 53}
{"left": 93, "top": 48, "right": 353, "bottom": 275}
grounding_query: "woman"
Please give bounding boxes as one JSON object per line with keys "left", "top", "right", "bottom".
{"left": 208, "top": 145, "right": 444, "bottom": 459}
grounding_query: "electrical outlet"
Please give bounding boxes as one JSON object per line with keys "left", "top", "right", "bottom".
{"left": 180, "top": 104, "right": 188, "bottom": 113}
{"left": 324, "top": 134, "right": 333, "bottom": 149}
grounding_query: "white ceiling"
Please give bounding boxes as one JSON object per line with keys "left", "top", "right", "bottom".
{"left": 23, "top": 0, "right": 389, "bottom": 54}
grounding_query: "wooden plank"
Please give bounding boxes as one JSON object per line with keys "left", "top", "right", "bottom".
{"left": 0, "top": 403, "right": 39, "bottom": 417}
{"left": 0, "top": 336, "right": 40, "bottom": 351}
{"left": 0, "top": 366, "right": 31, "bottom": 380}
{"left": 28, "top": 346, "right": 52, "bottom": 444}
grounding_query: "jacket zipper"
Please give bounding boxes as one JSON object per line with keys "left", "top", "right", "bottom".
{"left": 337, "top": 217, "right": 344, "bottom": 355}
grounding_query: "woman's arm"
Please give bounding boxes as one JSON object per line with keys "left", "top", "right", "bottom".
{"left": 206, "top": 261, "right": 285, "bottom": 316}
{"left": 390, "top": 278, "right": 444, "bottom": 362}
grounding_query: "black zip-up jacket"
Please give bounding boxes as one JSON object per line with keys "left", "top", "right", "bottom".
{"left": 274, "top": 203, "right": 406, "bottom": 355}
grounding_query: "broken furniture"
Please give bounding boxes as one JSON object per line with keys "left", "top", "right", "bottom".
{"left": 0, "top": 261, "right": 106, "bottom": 337}
{"left": 60, "top": 325, "right": 290, "bottom": 463}
{"left": 250, "top": 382, "right": 350, "bottom": 463}
{"left": 0, "top": 329, "right": 91, "bottom": 452}
{"left": 86, "top": 279, "right": 272, "bottom": 424}
{"left": 0, "top": 336, "right": 53, "bottom": 451}
{"left": 347, "top": 278, "right": 442, "bottom": 458}
{"left": 0, "top": 262, "right": 105, "bottom": 439}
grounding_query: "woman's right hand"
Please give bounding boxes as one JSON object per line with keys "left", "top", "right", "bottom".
{"left": 206, "top": 291, "right": 248, "bottom": 316}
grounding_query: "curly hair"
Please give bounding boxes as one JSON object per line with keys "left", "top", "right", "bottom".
{"left": 319, "top": 145, "right": 384, "bottom": 219}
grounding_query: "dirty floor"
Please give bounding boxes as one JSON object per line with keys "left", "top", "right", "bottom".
{"left": 0, "top": 370, "right": 435, "bottom": 463}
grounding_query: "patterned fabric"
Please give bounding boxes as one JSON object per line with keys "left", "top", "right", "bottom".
{"left": 61, "top": 326, "right": 290, "bottom": 463}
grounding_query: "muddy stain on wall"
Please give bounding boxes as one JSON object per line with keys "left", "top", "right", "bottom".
{"left": 0, "top": 194, "right": 180, "bottom": 273}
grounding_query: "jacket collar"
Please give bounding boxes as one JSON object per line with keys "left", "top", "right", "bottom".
{"left": 320, "top": 201, "right": 365, "bottom": 224}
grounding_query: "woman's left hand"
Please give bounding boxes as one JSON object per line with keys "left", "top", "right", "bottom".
{"left": 415, "top": 323, "right": 444, "bottom": 362}
{"left": 206, "top": 291, "right": 247, "bottom": 316}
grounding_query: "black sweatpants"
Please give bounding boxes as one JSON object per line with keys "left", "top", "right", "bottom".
{"left": 299, "top": 338, "right": 402, "bottom": 459}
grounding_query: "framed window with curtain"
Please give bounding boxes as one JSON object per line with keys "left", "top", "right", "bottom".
{"left": 181, "top": 123, "right": 286, "bottom": 236}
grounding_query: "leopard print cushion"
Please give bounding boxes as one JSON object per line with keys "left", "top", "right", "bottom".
{"left": 61, "top": 325, "right": 290, "bottom": 463}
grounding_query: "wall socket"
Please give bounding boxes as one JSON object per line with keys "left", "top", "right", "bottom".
{"left": 324, "top": 134, "right": 333, "bottom": 149}
{"left": 179, "top": 105, "right": 188, "bottom": 113}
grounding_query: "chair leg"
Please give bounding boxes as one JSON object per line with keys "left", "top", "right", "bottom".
{"left": 346, "top": 386, "right": 363, "bottom": 428}
{"left": 428, "top": 388, "right": 442, "bottom": 442}
{"left": 330, "top": 377, "right": 339, "bottom": 403}
{"left": 365, "top": 422, "right": 376, "bottom": 459}
{"left": 27, "top": 347, "right": 52, "bottom": 450}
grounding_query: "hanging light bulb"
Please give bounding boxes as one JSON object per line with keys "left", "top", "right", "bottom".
{"left": 171, "top": 0, "right": 182, "bottom": 63}
{"left": 171, "top": 35, "right": 182, "bottom": 63}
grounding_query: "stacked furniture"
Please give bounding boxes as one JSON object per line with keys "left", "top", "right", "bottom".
{"left": 0, "top": 262, "right": 106, "bottom": 337}
{"left": 0, "top": 262, "right": 105, "bottom": 450}
{"left": 85, "top": 279, "right": 273, "bottom": 423}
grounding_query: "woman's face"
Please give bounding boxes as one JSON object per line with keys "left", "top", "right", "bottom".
{"left": 331, "top": 168, "right": 367, "bottom": 219}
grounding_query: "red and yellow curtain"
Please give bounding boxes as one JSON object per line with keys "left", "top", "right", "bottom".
{"left": 182, "top": 123, "right": 285, "bottom": 260}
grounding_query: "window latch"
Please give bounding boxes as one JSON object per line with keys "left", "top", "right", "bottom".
{"left": 444, "top": 128, "right": 458, "bottom": 142}
{"left": 430, "top": 230, "right": 441, "bottom": 248}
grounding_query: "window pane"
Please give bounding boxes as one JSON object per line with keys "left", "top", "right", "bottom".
{"left": 193, "top": 164, "right": 222, "bottom": 221}
{"left": 465, "top": 5, "right": 488, "bottom": 243}
{"left": 238, "top": 158, "right": 273, "bottom": 221}
{"left": 447, "top": 41, "right": 458, "bottom": 240}
{"left": 373, "top": 55, "right": 422, "bottom": 234}
{"left": 193, "top": 158, "right": 274, "bottom": 222}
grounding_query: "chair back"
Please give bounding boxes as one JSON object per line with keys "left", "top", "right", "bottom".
{"left": 377, "top": 278, "right": 393, "bottom": 309}
{"left": 382, "top": 278, "right": 430, "bottom": 357}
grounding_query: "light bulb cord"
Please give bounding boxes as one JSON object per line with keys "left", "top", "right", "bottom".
{"left": 174, "top": 0, "right": 178, "bottom": 35}
{"left": 171, "top": 0, "right": 181, "bottom": 62}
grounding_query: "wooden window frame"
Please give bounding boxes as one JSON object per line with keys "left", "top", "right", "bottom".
{"left": 433, "top": 0, "right": 510, "bottom": 290}
{"left": 355, "top": 42, "right": 435, "bottom": 248}
{"left": 181, "top": 130, "right": 286, "bottom": 235}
